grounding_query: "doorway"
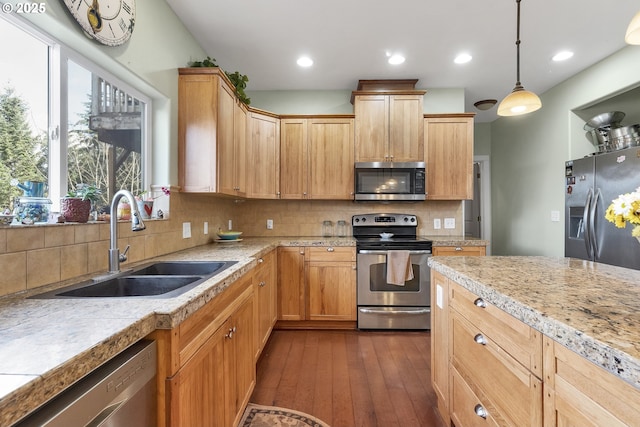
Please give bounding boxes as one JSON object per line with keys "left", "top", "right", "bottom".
{"left": 463, "top": 155, "right": 491, "bottom": 254}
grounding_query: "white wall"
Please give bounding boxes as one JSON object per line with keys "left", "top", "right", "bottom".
{"left": 490, "top": 46, "right": 640, "bottom": 256}
{"left": 10, "top": 0, "right": 207, "bottom": 187}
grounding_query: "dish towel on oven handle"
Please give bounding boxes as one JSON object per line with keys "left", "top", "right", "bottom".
{"left": 386, "top": 250, "right": 414, "bottom": 286}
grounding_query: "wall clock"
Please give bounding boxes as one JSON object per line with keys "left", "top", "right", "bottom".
{"left": 61, "top": 0, "right": 136, "bottom": 47}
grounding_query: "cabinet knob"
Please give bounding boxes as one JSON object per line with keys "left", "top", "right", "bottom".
{"left": 327, "top": 247, "right": 335, "bottom": 252}
{"left": 259, "top": 281, "right": 266, "bottom": 287}
{"left": 474, "top": 333, "right": 487, "bottom": 346}
{"left": 473, "top": 298, "right": 487, "bottom": 308}
{"left": 226, "top": 326, "right": 237, "bottom": 339}
{"left": 455, "top": 247, "right": 463, "bottom": 251}
{"left": 474, "top": 404, "right": 488, "bottom": 419}
{"left": 258, "top": 258, "right": 264, "bottom": 263}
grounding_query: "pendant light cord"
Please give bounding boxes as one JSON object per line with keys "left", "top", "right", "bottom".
{"left": 515, "top": 0, "right": 522, "bottom": 87}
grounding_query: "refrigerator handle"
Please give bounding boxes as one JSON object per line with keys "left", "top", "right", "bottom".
{"left": 583, "top": 189, "right": 593, "bottom": 259}
{"left": 590, "top": 188, "right": 601, "bottom": 260}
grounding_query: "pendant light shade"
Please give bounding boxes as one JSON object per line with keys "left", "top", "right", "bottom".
{"left": 625, "top": 11, "right": 640, "bottom": 44}
{"left": 498, "top": 0, "right": 541, "bottom": 117}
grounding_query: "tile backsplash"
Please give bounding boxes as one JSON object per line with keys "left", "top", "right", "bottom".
{"left": 0, "top": 191, "right": 461, "bottom": 298}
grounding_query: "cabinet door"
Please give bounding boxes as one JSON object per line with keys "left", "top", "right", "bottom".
{"left": 431, "top": 271, "right": 450, "bottom": 424}
{"left": 308, "top": 118, "right": 354, "bottom": 199}
{"left": 233, "top": 101, "right": 248, "bottom": 197}
{"left": 228, "top": 292, "right": 256, "bottom": 427}
{"left": 432, "top": 246, "right": 486, "bottom": 256}
{"left": 307, "top": 248, "right": 356, "bottom": 321}
{"left": 280, "top": 118, "right": 308, "bottom": 199}
{"left": 277, "top": 247, "right": 305, "bottom": 320}
{"left": 178, "top": 73, "right": 219, "bottom": 192}
{"left": 254, "top": 251, "right": 277, "bottom": 360}
{"left": 425, "top": 116, "right": 474, "bottom": 200}
{"left": 167, "top": 320, "right": 227, "bottom": 427}
{"left": 217, "top": 81, "right": 237, "bottom": 196}
{"left": 354, "top": 95, "right": 389, "bottom": 162}
{"left": 247, "top": 112, "right": 280, "bottom": 198}
{"left": 389, "top": 94, "right": 424, "bottom": 162}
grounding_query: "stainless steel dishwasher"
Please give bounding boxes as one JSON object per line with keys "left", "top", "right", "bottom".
{"left": 13, "top": 340, "right": 157, "bottom": 427}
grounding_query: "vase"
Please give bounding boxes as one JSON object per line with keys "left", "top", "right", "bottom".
{"left": 61, "top": 198, "right": 91, "bottom": 223}
{"left": 137, "top": 200, "right": 154, "bottom": 219}
{"left": 117, "top": 202, "right": 131, "bottom": 220}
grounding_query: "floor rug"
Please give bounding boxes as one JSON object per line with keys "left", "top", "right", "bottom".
{"left": 239, "top": 403, "right": 331, "bottom": 427}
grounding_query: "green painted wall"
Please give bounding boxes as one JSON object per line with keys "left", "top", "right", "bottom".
{"left": 490, "top": 46, "right": 640, "bottom": 256}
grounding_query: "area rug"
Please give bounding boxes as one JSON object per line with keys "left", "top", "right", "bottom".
{"left": 239, "top": 403, "right": 331, "bottom": 427}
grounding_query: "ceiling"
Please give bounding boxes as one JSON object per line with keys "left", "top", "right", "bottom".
{"left": 166, "top": 0, "right": 640, "bottom": 123}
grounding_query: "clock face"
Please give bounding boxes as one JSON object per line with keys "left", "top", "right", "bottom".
{"left": 62, "top": 0, "right": 136, "bottom": 47}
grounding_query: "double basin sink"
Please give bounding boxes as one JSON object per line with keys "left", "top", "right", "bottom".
{"left": 31, "top": 261, "right": 237, "bottom": 299}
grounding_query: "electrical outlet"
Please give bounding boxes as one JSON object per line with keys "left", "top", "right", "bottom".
{"left": 204, "top": 221, "right": 208, "bottom": 235}
{"left": 551, "top": 210, "right": 561, "bottom": 222}
{"left": 182, "top": 222, "right": 191, "bottom": 239}
{"left": 434, "top": 218, "right": 442, "bottom": 229}
{"left": 444, "top": 218, "right": 456, "bottom": 229}
{"left": 266, "top": 219, "right": 274, "bottom": 230}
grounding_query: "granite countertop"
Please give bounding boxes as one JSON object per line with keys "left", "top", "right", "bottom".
{"left": 0, "top": 235, "right": 482, "bottom": 425}
{"left": 428, "top": 255, "right": 640, "bottom": 391}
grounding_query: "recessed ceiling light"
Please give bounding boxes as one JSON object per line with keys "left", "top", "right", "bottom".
{"left": 454, "top": 53, "right": 472, "bottom": 64}
{"left": 297, "top": 56, "right": 313, "bottom": 67}
{"left": 552, "top": 51, "right": 574, "bottom": 62}
{"left": 388, "top": 54, "right": 405, "bottom": 65}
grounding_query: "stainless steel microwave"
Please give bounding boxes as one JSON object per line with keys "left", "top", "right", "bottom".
{"left": 354, "top": 162, "right": 426, "bottom": 201}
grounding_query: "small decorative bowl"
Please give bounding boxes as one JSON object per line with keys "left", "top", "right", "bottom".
{"left": 217, "top": 230, "right": 243, "bottom": 240}
{"left": 0, "top": 214, "right": 15, "bottom": 226}
{"left": 380, "top": 232, "right": 394, "bottom": 239}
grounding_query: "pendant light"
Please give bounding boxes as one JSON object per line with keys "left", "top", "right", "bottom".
{"left": 625, "top": 11, "right": 640, "bottom": 44}
{"left": 497, "top": 0, "right": 542, "bottom": 117}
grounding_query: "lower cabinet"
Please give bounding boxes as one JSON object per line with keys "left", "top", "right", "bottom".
{"left": 277, "top": 246, "right": 356, "bottom": 326}
{"left": 543, "top": 336, "right": 640, "bottom": 427}
{"left": 254, "top": 250, "right": 277, "bottom": 361}
{"left": 153, "top": 274, "right": 256, "bottom": 427}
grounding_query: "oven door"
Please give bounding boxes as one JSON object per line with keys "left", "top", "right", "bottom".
{"left": 357, "top": 250, "right": 430, "bottom": 306}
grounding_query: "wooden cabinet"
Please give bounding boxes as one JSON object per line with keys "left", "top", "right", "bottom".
{"left": 431, "top": 274, "right": 544, "bottom": 427}
{"left": 354, "top": 93, "right": 425, "bottom": 162}
{"left": 277, "top": 246, "right": 356, "bottom": 324}
{"left": 424, "top": 114, "right": 475, "bottom": 200}
{"left": 219, "top": 98, "right": 248, "bottom": 197}
{"left": 543, "top": 336, "right": 640, "bottom": 427}
{"left": 156, "top": 274, "right": 256, "bottom": 427}
{"left": 280, "top": 117, "right": 355, "bottom": 200}
{"left": 254, "top": 250, "right": 277, "bottom": 361}
{"left": 306, "top": 247, "right": 356, "bottom": 321}
{"left": 432, "top": 245, "right": 486, "bottom": 256}
{"left": 431, "top": 271, "right": 451, "bottom": 424}
{"left": 247, "top": 110, "right": 280, "bottom": 199}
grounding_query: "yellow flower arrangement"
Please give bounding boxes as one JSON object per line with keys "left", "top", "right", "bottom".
{"left": 605, "top": 187, "right": 640, "bottom": 237}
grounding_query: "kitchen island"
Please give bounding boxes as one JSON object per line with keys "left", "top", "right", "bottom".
{"left": 429, "top": 255, "right": 640, "bottom": 426}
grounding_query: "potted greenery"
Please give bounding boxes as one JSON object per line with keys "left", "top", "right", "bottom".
{"left": 188, "top": 56, "right": 251, "bottom": 105}
{"left": 61, "top": 184, "right": 101, "bottom": 223}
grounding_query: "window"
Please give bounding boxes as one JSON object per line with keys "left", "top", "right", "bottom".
{"left": 0, "top": 14, "right": 150, "bottom": 219}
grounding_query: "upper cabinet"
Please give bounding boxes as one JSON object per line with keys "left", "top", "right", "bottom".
{"left": 352, "top": 80, "right": 426, "bottom": 163}
{"left": 219, "top": 92, "right": 248, "bottom": 197}
{"left": 280, "top": 116, "right": 354, "bottom": 200}
{"left": 247, "top": 110, "right": 280, "bottom": 199}
{"left": 424, "top": 114, "right": 475, "bottom": 200}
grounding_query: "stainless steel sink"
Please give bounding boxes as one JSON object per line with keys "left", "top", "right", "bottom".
{"left": 31, "top": 261, "right": 237, "bottom": 299}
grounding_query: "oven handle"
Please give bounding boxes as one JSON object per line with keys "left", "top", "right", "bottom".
{"left": 358, "top": 250, "right": 432, "bottom": 255}
{"left": 359, "top": 308, "right": 431, "bottom": 315}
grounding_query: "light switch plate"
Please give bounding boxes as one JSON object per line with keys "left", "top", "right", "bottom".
{"left": 444, "top": 218, "right": 456, "bottom": 229}
{"left": 434, "top": 218, "right": 442, "bottom": 229}
{"left": 204, "top": 222, "right": 208, "bottom": 235}
{"left": 266, "top": 219, "right": 273, "bottom": 230}
{"left": 182, "top": 222, "right": 191, "bottom": 239}
{"left": 551, "top": 210, "right": 561, "bottom": 222}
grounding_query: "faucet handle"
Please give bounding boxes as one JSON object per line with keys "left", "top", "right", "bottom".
{"left": 119, "top": 245, "right": 130, "bottom": 262}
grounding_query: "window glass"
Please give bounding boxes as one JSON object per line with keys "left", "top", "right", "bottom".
{"left": 0, "top": 17, "right": 48, "bottom": 213}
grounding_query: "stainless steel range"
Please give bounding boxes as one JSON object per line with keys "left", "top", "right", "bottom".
{"left": 353, "top": 213, "right": 432, "bottom": 330}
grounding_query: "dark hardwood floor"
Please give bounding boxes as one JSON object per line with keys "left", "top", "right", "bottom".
{"left": 251, "top": 329, "right": 447, "bottom": 427}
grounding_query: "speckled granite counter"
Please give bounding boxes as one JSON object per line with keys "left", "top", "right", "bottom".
{"left": 0, "top": 235, "right": 483, "bottom": 425}
{"left": 427, "top": 236, "right": 489, "bottom": 247}
{"left": 428, "top": 256, "right": 640, "bottom": 391}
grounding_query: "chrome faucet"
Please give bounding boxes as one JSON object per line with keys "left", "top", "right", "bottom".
{"left": 108, "top": 189, "right": 146, "bottom": 273}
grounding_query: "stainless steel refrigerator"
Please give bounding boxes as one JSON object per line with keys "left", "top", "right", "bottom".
{"left": 565, "top": 146, "right": 640, "bottom": 270}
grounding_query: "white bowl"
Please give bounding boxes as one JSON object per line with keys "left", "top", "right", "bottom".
{"left": 379, "top": 232, "right": 394, "bottom": 239}
{"left": 217, "top": 230, "right": 243, "bottom": 240}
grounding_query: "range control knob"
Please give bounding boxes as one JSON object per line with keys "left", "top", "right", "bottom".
{"left": 410, "top": 217, "right": 416, "bottom": 223}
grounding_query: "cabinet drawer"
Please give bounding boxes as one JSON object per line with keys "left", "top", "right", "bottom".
{"left": 307, "top": 246, "right": 355, "bottom": 262}
{"left": 451, "top": 367, "right": 500, "bottom": 427}
{"left": 433, "top": 246, "right": 485, "bottom": 256}
{"left": 451, "top": 282, "right": 542, "bottom": 376}
{"left": 452, "top": 312, "right": 543, "bottom": 427}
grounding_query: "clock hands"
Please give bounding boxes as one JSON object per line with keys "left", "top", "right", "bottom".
{"left": 87, "top": 0, "right": 103, "bottom": 33}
